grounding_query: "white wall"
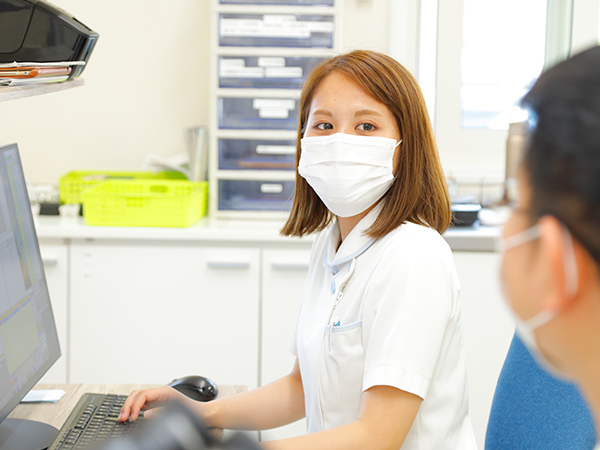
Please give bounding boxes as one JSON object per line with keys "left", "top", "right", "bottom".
{"left": 342, "top": 0, "right": 391, "bottom": 53}
{"left": 0, "top": 0, "right": 391, "bottom": 185}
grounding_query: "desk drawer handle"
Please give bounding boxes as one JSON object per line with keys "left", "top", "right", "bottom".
{"left": 208, "top": 261, "right": 251, "bottom": 269}
{"left": 272, "top": 262, "right": 309, "bottom": 271}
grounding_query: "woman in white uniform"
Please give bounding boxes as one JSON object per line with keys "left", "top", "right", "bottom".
{"left": 120, "top": 50, "right": 476, "bottom": 449}
{"left": 500, "top": 46, "right": 600, "bottom": 449}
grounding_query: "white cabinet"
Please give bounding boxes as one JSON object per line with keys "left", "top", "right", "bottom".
{"left": 68, "top": 241, "right": 260, "bottom": 388}
{"left": 260, "top": 248, "right": 310, "bottom": 440}
{"left": 453, "top": 251, "right": 515, "bottom": 449}
{"left": 38, "top": 241, "right": 69, "bottom": 383}
{"left": 33, "top": 218, "right": 508, "bottom": 446}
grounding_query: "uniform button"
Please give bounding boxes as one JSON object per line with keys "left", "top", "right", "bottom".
{"left": 330, "top": 280, "right": 335, "bottom": 293}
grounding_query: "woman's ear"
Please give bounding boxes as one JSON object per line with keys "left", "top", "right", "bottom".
{"left": 537, "top": 216, "right": 579, "bottom": 312}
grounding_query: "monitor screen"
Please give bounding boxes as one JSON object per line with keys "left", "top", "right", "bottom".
{"left": 0, "top": 143, "right": 61, "bottom": 424}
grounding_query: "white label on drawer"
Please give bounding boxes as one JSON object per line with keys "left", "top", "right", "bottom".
{"left": 260, "top": 183, "right": 284, "bottom": 194}
{"left": 263, "top": 15, "right": 297, "bottom": 23}
{"left": 220, "top": 18, "right": 310, "bottom": 38}
{"left": 253, "top": 99, "right": 296, "bottom": 110}
{"left": 221, "top": 58, "right": 246, "bottom": 67}
{"left": 256, "top": 145, "right": 296, "bottom": 155}
{"left": 258, "top": 57, "right": 286, "bottom": 67}
{"left": 220, "top": 66, "right": 265, "bottom": 78}
{"left": 266, "top": 67, "right": 303, "bottom": 78}
{"left": 258, "top": 107, "right": 290, "bottom": 119}
{"left": 305, "top": 21, "right": 335, "bottom": 33}
{"left": 220, "top": 19, "right": 261, "bottom": 36}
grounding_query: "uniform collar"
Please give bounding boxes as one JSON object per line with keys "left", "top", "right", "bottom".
{"left": 323, "top": 203, "right": 382, "bottom": 276}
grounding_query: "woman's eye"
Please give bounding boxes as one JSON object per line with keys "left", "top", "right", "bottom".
{"left": 315, "top": 123, "right": 333, "bottom": 130}
{"left": 357, "top": 123, "right": 376, "bottom": 131}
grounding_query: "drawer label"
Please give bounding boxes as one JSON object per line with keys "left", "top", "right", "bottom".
{"left": 258, "top": 57, "right": 286, "bottom": 67}
{"left": 266, "top": 67, "right": 303, "bottom": 78}
{"left": 220, "top": 18, "right": 311, "bottom": 38}
{"left": 253, "top": 99, "right": 296, "bottom": 119}
{"left": 220, "top": 58, "right": 265, "bottom": 78}
{"left": 220, "top": 66, "right": 265, "bottom": 78}
{"left": 253, "top": 99, "right": 296, "bottom": 110}
{"left": 256, "top": 145, "right": 296, "bottom": 155}
{"left": 260, "top": 183, "right": 284, "bottom": 194}
{"left": 258, "top": 107, "right": 289, "bottom": 119}
{"left": 220, "top": 15, "right": 333, "bottom": 39}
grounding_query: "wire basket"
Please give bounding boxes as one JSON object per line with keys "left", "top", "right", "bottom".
{"left": 59, "top": 170, "right": 186, "bottom": 204}
{"left": 81, "top": 180, "right": 208, "bottom": 227}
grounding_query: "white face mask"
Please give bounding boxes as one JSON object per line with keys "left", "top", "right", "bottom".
{"left": 500, "top": 223, "right": 578, "bottom": 378}
{"left": 298, "top": 133, "right": 401, "bottom": 218}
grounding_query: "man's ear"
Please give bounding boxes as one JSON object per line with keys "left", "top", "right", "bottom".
{"left": 537, "top": 215, "right": 578, "bottom": 312}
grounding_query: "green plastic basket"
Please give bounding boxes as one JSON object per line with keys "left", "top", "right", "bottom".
{"left": 81, "top": 180, "right": 208, "bottom": 227}
{"left": 59, "top": 170, "right": 186, "bottom": 204}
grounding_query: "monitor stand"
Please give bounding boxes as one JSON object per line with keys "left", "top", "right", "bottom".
{"left": 0, "top": 418, "right": 59, "bottom": 450}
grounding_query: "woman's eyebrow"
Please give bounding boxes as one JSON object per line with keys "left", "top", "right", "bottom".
{"left": 311, "top": 109, "right": 333, "bottom": 117}
{"left": 354, "top": 109, "right": 384, "bottom": 117}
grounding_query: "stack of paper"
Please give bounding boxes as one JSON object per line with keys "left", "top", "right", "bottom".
{"left": 143, "top": 126, "right": 209, "bottom": 182}
{"left": 0, "top": 61, "right": 85, "bottom": 86}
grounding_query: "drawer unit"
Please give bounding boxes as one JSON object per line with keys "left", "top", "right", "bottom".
{"left": 210, "top": 0, "right": 341, "bottom": 218}
{"left": 219, "top": 138, "right": 296, "bottom": 170}
{"left": 219, "top": 13, "right": 335, "bottom": 48}
{"left": 219, "top": 55, "right": 324, "bottom": 89}
{"left": 218, "top": 179, "right": 295, "bottom": 211}
{"left": 218, "top": 97, "right": 299, "bottom": 130}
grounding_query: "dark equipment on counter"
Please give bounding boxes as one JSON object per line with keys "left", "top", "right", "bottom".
{"left": 451, "top": 203, "right": 482, "bottom": 227}
{"left": 169, "top": 375, "right": 219, "bottom": 402}
{"left": 0, "top": 0, "right": 98, "bottom": 78}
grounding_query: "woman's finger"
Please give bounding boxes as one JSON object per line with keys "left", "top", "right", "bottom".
{"left": 119, "top": 387, "right": 170, "bottom": 422}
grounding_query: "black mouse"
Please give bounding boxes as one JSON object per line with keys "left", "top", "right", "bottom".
{"left": 168, "top": 375, "right": 219, "bottom": 402}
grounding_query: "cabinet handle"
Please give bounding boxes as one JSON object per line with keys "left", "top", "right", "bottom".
{"left": 42, "top": 257, "right": 59, "bottom": 267}
{"left": 207, "top": 260, "right": 251, "bottom": 269}
{"left": 272, "top": 262, "right": 309, "bottom": 271}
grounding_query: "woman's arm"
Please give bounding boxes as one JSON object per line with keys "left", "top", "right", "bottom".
{"left": 262, "top": 385, "right": 421, "bottom": 450}
{"left": 120, "top": 360, "right": 306, "bottom": 432}
{"left": 201, "top": 360, "right": 305, "bottom": 430}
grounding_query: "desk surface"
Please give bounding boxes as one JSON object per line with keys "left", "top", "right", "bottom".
{"left": 8, "top": 383, "right": 247, "bottom": 440}
{"left": 34, "top": 214, "right": 501, "bottom": 251}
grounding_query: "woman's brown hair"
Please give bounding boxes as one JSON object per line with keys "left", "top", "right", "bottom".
{"left": 280, "top": 50, "right": 451, "bottom": 238}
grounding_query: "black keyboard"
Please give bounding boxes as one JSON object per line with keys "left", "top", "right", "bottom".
{"left": 48, "top": 393, "right": 143, "bottom": 450}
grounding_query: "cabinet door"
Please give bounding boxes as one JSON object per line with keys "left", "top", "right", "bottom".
{"left": 261, "top": 248, "right": 311, "bottom": 441}
{"left": 38, "top": 242, "right": 68, "bottom": 383}
{"left": 69, "top": 241, "right": 260, "bottom": 388}
{"left": 453, "top": 251, "right": 514, "bottom": 449}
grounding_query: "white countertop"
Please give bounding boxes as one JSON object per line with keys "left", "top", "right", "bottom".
{"left": 34, "top": 215, "right": 501, "bottom": 251}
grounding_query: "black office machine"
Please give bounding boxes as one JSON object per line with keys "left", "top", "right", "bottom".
{"left": 0, "top": 0, "right": 98, "bottom": 78}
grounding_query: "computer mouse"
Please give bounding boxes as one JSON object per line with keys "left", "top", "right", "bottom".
{"left": 168, "top": 375, "right": 219, "bottom": 402}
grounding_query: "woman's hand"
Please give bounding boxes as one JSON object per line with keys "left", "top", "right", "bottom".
{"left": 118, "top": 386, "right": 192, "bottom": 422}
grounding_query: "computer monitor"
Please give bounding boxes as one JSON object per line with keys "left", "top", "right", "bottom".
{"left": 0, "top": 143, "right": 61, "bottom": 449}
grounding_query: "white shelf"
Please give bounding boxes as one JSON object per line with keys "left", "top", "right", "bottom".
{"left": 0, "top": 78, "right": 84, "bottom": 102}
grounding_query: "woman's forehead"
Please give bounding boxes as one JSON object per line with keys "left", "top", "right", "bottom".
{"left": 309, "top": 72, "right": 391, "bottom": 116}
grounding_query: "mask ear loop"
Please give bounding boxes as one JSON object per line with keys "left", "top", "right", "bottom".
{"left": 497, "top": 224, "right": 541, "bottom": 253}
{"left": 562, "top": 225, "right": 578, "bottom": 298}
{"left": 392, "top": 140, "right": 403, "bottom": 179}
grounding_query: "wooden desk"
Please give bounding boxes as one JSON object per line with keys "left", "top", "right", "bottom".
{"left": 8, "top": 383, "right": 247, "bottom": 440}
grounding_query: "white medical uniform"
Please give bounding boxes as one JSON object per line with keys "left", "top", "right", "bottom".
{"left": 289, "top": 204, "right": 477, "bottom": 449}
